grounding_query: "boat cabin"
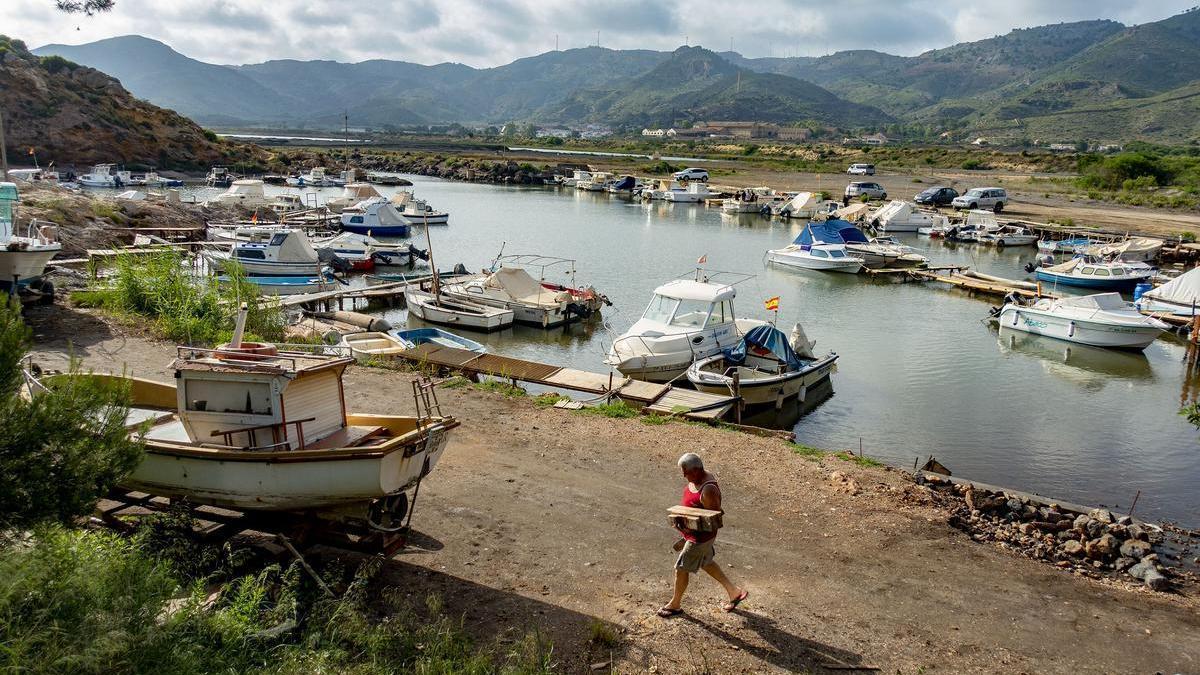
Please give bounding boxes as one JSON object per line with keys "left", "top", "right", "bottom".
{"left": 233, "top": 229, "right": 319, "bottom": 265}
{"left": 640, "top": 279, "right": 737, "bottom": 331}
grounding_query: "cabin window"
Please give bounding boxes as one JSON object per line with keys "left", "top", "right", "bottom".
{"left": 710, "top": 300, "right": 732, "bottom": 324}
{"left": 185, "top": 379, "right": 272, "bottom": 415}
{"left": 350, "top": 216, "right": 364, "bottom": 224}
{"left": 642, "top": 294, "right": 679, "bottom": 323}
{"left": 1080, "top": 267, "right": 1094, "bottom": 275}
{"left": 235, "top": 249, "right": 266, "bottom": 260}
{"left": 1094, "top": 268, "right": 1111, "bottom": 276}
{"left": 829, "top": 249, "right": 846, "bottom": 258}
{"left": 811, "top": 249, "right": 829, "bottom": 258}
{"left": 269, "top": 233, "right": 288, "bottom": 246}
{"left": 670, "top": 299, "right": 712, "bottom": 328}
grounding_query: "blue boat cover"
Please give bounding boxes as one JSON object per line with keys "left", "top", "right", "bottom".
{"left": 836, "top": 224, "right": 871, "bottom": 244}
{"left": 612, "top": 175, "right": 636, "bottom": 190}
{"left": 727, "top": 324, "right": 803, "bottom": 371}
{"left": 792, "top": 218, "right": 852, "bottom": 246}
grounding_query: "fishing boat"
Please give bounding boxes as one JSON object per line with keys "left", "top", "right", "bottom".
{"left": 206, "top": 166, "right": 236, "bottom": 188}
{"left": 340, "top": 197, "right": 412, "bottom": 237}
{"left": 0, "top": 182, "right": 62, "bottom": 293}
{"left": 77, "top": 163, "right": 128, "bottom": 188}
{"left": 872, "top": 200, "right": 949, "bottom": 233}
{"left": 206, "top": 179, "right": 269, "bottom": 208}
{"left": 605, "top": 273, "right": 766, "bottom": 382}
{"left": 391, "top": 327, "right": 486, "bottom": 353}
{"left": 403, "top": 288, "right": 514, "bottom": 332}
{"left": 204, "top": 229, "right": 324, "bottom": 276}
{"left": 766, "top": 222, "right": 865, "bottom": 273}
{"left": 978, "top": 225, "right": 1038, "bottom": 247}
{"left": 392, "top": 192, "right": 449, "bottom": 225}
{"left": 1037, "top": 237, "right": 1094, "bottom": 255}
{"left": 686, "top": 323, "right": 839, "bottom": 407}
{"left": 290, "top": 166, "right": 343, "bottom": 188}
{"left": 663, "top": 181, "right": 714, "bottom": 203}
{"left": 995, "top": 293, "right": 1167, "bottom": 351}
{"left": 36, "top": 334, "right": 456, "bottom": 526}
{"left": 325, "top": 183, "right": 383, "bottom": 213}
{"left": 439, "top": 268, "right": 579, "bottom": 328}
{"left": 946, "top": 209, "right": 1001, "bottom": 242}
{"left": 341, "top": 331, "right": 409, "bottom": 360}
{"left": 1033, "top": 257, "right": 1154, "bottom": 291}
{"left": 268, "top": 193, "right": 314, "bottom": 215}
{"left": 218, "top": 272, "right": 337, "bottom": 296}
{"left": 312, "top": 232, "right": 377, "bottom": 271}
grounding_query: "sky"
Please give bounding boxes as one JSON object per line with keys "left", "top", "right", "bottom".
{"left": 3, "top": 0, "right": 1196, "bottom": 67}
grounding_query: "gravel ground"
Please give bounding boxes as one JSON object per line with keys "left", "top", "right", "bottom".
{"left": 25, "top": 306, "right": 1200, "bottom": 674}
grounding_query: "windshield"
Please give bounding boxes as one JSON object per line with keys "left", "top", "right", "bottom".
{"left": 642, "top": 294, "right": 679, "bottom": 323}
{"left": 964, "top": 189, "right": 984, "bottom": 198}
{"left": 670, "top": 299, "right": 712, "bottom": 327}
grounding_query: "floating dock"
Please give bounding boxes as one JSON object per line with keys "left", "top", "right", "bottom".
{"left": 863, "top": 265, "right": 1059, "bottom": 300}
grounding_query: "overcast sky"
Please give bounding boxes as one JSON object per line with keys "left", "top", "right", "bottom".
{"left": 4, "top": 0, "right": 1195, "bottom": 67}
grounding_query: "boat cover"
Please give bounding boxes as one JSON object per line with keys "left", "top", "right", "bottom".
{"left": 1056, "top": 293, "right": 1127, "bottom": 311}
{"left": 833, "top": 202, "right": 871, "bottom": 222}
{"left": 836, "top": 225, "right": 871, "bottom": 244}
{"left": 726, "top": 324, "right": 803, "bottom": 371}
{"left": 793, "top": 219, "right": 852, "bottom": 246}
{"left": 1043, "top": 257, "right": 1082, "bottom": 274}
{"left": 612, "top": 176, "right": 636, "bottom": 190}
{"left": 484, "top": 267, "right": 570, "bottom": 305}
{"left": 1143, "top": 267, "right": 1200, "bottom": 305}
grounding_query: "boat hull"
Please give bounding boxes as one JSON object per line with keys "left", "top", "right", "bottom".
{"left": 689, "top": 354, "right": 838, "bottom": 406}
{"left": 340, "top": 223, "right": 411, "bottom": 237}
{"left": 1034, "top": 270, "right": 1143, "bottom": 291}
{"left": 998, "top": 307, "right": 1163, "bottom": 350}
{"left": 219, "top": 274, "right": 335, "bottom": 296}
{"left": 399, "top": 212, "right": 449, "bottom": 225}
{"left": 405, "top": 290, "right": 514, "bottom": 332}
{"left": 0, "top": 247, "right": 60, "bottom": 287}
{"left": 767, "top": 250, "right": 863, "bottom": 273}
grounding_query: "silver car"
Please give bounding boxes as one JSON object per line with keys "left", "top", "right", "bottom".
{"left": 951, "top": 187, "right": 1008, "bottom": 212}
{"left": 844, "top": 181, "right": 887, "bottom": 200}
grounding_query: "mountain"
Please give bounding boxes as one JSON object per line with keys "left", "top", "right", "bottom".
{"left": 1, "top": 35, "right": 263, "bottom": 169}
{"left": 542, "top": 47, "right": 891, "bottom": 127}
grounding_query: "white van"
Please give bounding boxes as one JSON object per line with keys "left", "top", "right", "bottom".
{"left": 847, "top": 163, "right": 875, "bottom": 176}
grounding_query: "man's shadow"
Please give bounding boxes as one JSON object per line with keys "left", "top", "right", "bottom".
{"left": 683, "top": 610, "right": 875, "bottom": 673}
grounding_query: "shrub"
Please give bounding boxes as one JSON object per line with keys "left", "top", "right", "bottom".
{"left": 961, "top": 159, "right": 987, "bottom": 170}
{"left": 38, "top": 54, "right": 76, "bottom": 74}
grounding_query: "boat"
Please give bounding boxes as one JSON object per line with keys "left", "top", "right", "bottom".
{"left": 206, "top": 166, "right": 236, "bottom": 188}
{"left": 371, "top": 242, "right": 428, "bottom": 268}
{"left": 128, "top": 171, "right": 181, "bottom": 187}
{"left": 391, "top": 191, "right": 449, "bottom": 225}
{"left": 995, "top": 293, "right": 1168, "bottom": 351}
{"left": 830, "top": 222, "right": 905, "bottom": 268}
{"left": 36, "top": 335, "right": 456, "bottom": 525}
{"left": 0, "top": 182, "right": 62, "bottom": 293}
{"left": 290, "top": 167, "right": 344, "bottom": 188}
{"left": 576, "top": 172, "right": 611, "bottom": 192}
{"left": 978, "top": 224, "right": 1038, "bottom": 247}
{"left": 1033, "top": 257, "right": 1155, "bottom": 291}
{"left": 312, "top": 232, "right": 377, "bottom": 271}
{"left": 364, "top": 269, "right": 465, "bottom": 286}
{"left": 605, "top": 175, "right": 639, "bottom": 195}
{"left": 1086, "top": 237, "right": 1164, "bottom": 263}
{"left": 268, "top": 193, "right": 314, "bottom": 215}
{"left": 390, "top": 327, "right": 486, "bottom": 353}
{"left": 1037, "top": 237, "right": 1094, "bottom": 255}
{"left": 663, "top": 181, "right": 713, "bottom": 203}
{"left": 340, "top": 197, "right": 412, "bottom": 237}
{"left": 218, "top": 272, "right": 337, "bottom": 296}
{"left": 403, "top": 288, "right": 514, "bottom": 332}
{"left": 562, "top": 170, "right": 592, "bottom": 188}
{"left": 866, "top": 235, "right": 929, "bottom": 267}
{"left": 872, "top": 200, "right": 949, "bottom": 233}
{"left": 605, "top": 273, "right": 766, "bottom": 382}
{"left": 206, "top": 179, "right": 269, "bottom": 208}
{"left": 204, "top": 229, "right": 324, "bottom": 276}
{"left": 946, "top": 209, "right": 1001, "bottom": 242}
{"left": 439, "top": 266, "right": 596, "bottom": 328}
{"left": 1136, "top": 267, "right": 1200, "bottom": 316}
{"left": 686, "top": 323, "right": 839, "bottom": 407}
{"left": 365, "top": 172, "right": 408, "bottom": 186}
{"left": 325, "top": 183, "right": 383, "bottom": 213}
{"left": 340, "top": 331, "right": 408, "bottom": 360}
{"left": 772, "top": 192, "right": 839, "bottom": 219}
{"left": 77, "top": 163, "right": 129, "bottom": 188}
{"left": 721, "top": 188, "right": 771, "bottom": 214}
{"left": 766, "top": 222, "right": 865, "bottom": 273}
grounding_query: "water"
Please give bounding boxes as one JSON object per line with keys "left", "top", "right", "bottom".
{"left": 109, "top": 177, "right": 1200, "bottom": 526}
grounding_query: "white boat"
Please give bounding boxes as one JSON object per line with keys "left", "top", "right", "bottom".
{"left": 979, "top": 225, "right": 1038, "bottom": 247}
{"left": 128, "top": 171, "right": 177, "bottom": 187}
{"left": 0, "top": 182, "right": 62, "bottom": 293}
{"left": 312, "top": 231, "right": 377, "bottom": 271}
{"left": 439, "top": 266, "right": 590, "bottom": 328}
{"left": 686, "top": 323, "right": 839, "bottom": 408}
{"left": 268, "top": 193, "right": 315, "bottom": 215}
{"left": 204, "top": 229, "right": 324, "bottom": 276}
{"left": 1137, "top": 267, "right": 1200, "bottom": 316}
{"left": 290, "top": 166, "right": 344, "bottom": 188}
{"left": 206, "top": 179, "right": 269, "bottom": 208}
{"left": 325, "top": 183, "right": 383, "bottom": 213}
{"left": 1038, "top": 238, "right": 1094, "bottom": 255}
{"left": 642, "top": 178, "right": 686, "bottom": 201}
{"left": 872, "top": 200, "right": 950, "bottom": 233}
{"left": 663, "top": 181, "right": 713, "bottom": 203}
{"left": 773, "top": 192, "right": 839, "bottom": 219}
{"left": 867, "top": 235, "right": 929, "bottom": 267}
{"left": 1086, "top": 237, "right": 1164, "bottom": 263}
{"left": 947, "top": 209, "right": 1002, "bottom": 242}
{"left": 766, "top": 223, "right": 864, "bottom": 273}
{"left": 576, "top": 172, "right": 612, "bottom": 192}
{"left": 996, "top": 293, "right": 1168, "bottom": 351}
{"left": 391, "top": 327, "right": 486, "bottom": 353}
{"left": 206, "top": 166, "right": 235, "bottom": 187}
{"left": 1033, "top": 257, "right": 1154, "bottom": 291}
{"left": 77, "top": 163, "right": 130, "bottom": 188}
{"left": 341, "top": 331, "right": 409, "bottom": 360}
{"left": 404, "top": 288, "right": 514, "bottom": 332}
{"left": 341, "top": 197, "right": 412, "bottom": 237}
{"left": 38, "top": 339, "right": 456, "bottom": 525}
{"left": 562, "top": 170, "right": 592, "bottom": 188}
{"left": 605, "top": 274, "right": 766, "bottom": 382}
{"left": 391, "top": 191, "right": 449, "bottom": 225}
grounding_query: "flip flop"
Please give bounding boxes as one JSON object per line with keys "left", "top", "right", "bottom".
{"left": 657, "top": 606, "right": 683, "bottom": 618}
{"left": 723, "top": 590, "right": 749, "bottom": 612}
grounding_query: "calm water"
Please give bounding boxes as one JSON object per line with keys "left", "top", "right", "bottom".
{"left": 143, "top": 177, "right": 1200, "bottom": 526}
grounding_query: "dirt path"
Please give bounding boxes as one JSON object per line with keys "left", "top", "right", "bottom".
{"left": 27, "top": 308, "right": 1200, "bottom": 674}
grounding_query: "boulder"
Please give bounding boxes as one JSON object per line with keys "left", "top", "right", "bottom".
{"left": 1062, "top": 540, "right": 1084, "bottom": 556}
{"left": 1126, "top": 524, "right": 1148, "bottom": 541}
{"left": 1073, "top": 514, "right": 1091, "bottom": 531}
{"left": 1113, "top": 557, "right": 1136, "bottom": 572}
{"left": 1128, "top": 559, "right": 1169, "bottom": 592}
{"left": 1119, "top": 539, "right": 1153, "bottom": 559}
{"left": 1088, "top": 508, "right": 1114, "bottom": 524}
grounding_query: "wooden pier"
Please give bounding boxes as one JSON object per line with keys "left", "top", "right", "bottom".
{"left": 863, "top": 265, "right": 1059, "bottom": 300}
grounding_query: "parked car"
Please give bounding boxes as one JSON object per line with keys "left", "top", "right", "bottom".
{"left": 844, "top": 181, "right": 887, "bottom": 200}
{"left": 914, "top": 186, "right": 959, "bottom": 206}
{"left": 847, "top": 163, "right": 875, "bottom": 176}
{"left": 951, "top": 187, "right": 1008, "bottom": 212}
{"left": 672, "top": 167, "right": 709, "bottom": 182}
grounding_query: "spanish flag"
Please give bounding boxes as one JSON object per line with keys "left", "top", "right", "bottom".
{"left": 764, "top": 296, "right": 780, "bottom": 311}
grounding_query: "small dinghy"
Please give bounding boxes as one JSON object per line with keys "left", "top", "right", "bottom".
{"left": 687, "top": 323, "right": 839, "bottom": 408}
{"left": 391, "top": 327, "right": 486, "bottom": 353}
{"left": 404, "top": 288, "right": 514, "bottom": 332}
{"left": 995, "top": 292, "right": 1168, "bottom": 351}
{"left": 219, "top": 272, "right": 337, "bottom": 296}
{"left": 340, "top": 331, "right": 409, "bottom": 360}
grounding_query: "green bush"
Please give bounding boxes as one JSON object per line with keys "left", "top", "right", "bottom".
{"left": 38, "top": 54, "right": 76, "bottom": 74}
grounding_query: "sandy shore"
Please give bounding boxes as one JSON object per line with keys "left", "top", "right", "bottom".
{"left": 26, "top": 306, "right": 1200, "bottom": 674}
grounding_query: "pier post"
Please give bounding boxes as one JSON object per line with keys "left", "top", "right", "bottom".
{"left": 732, "top": 371, "right": 742, "bottom": 424}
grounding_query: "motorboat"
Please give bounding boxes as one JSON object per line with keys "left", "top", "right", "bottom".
{"left": 946, "top": 209, "right": 1001, "bottom": 242}
{"left": 77, "top": 163, "right": 129, "bottom": 188}
{"left": 392, "top": 191, "right": 449, "bottom": 225}
{"left": 766, "top": 222, "right": 865, "bottom": 273}
{"left": 1086, "top": 237, "right": 1164, "bottom": 263}
{"left": 995, "top": 293, "right": 1167, "bottom": 351}
{"left": 772, "top": 192, "right": 839, "bottom": 219}
{"left": 642, "top": 178, "right": 687, "bottom": 201}
{"left": 218, "top": 271, "right": 336, "bottom": 296}
{"left": 562, "top": 170, "right": 592, "bottom": 188}
{"left": 1033, "top": 257, "right": 1154, "bottom": 291}
{"left": 290, "top": 167, "right": 344, "bottom": 188}
{"left": 36, "top": 337, "right": 456, "bottom": 525}
{"left": 606, "top": 175, "right": 640, "bottom": 195}
{"left": 0, "top": 182, "right": 62, "bottom": 293}
{"left": 128, "top": 171, "right": 181, "bottom": 187}
{"left": 391, "top": 327, "right": 486, "bottom": 353}
{"left": 832, "top": 222, "right": 902, "bottom": 268}
{"left": 340, "top": 197, "right": 412, "bottom": 237}
{"left": 1136, "top": 267, "right": 1200, "bottom": 316}
{"left": 440, "top": 266, "right": 593, "bottom": 328}
{"left": 312, "top": 232, "right": 377, "bottom": 271}
{"left": 365, "top": 172, "right": 408, "bottom": 186}
{"left": 576, "top": 172, "right": 612, "bottom": 192}
{"left": 721, "top": 188, "right": 770, "bottom": 214}
{"left": 340, "top": 331, "right": 408, "bottom": 360}
{"left": 371, "top": 241, "right": 429, "bottom": 268}
{"left": 686, "top": 323, "right": 839, "bottom": 408}
{"left": 872, "top": 200, "right": 949, "bottom": 233}
{"left": 1037, "top": 237, "right": 1094, "bottom": 255}
{"left": 206, "top": 166, "right": 235, "bottom": 188}
{"left": 206, "top": 179, "right": 269, "bottom": 209}
{"left": 325, "top": 183, "right": 383, "bottom": 213}
{"left": 404, "top": 288, "right": 514, "bottom": 332}
{"left": 867, "top": 235, "right": 929, "bottom": 267}
{"left": 978, "top": 225, "right": 1038, "bottom": 247}
{"left": 204, "top": 228, "right": 324, "bottom": 276}
{"left": 663, "top": 181, "right": 714, "bottom": 203}
{"left": 605, "top": 274, "right": 766, "bottom": 382}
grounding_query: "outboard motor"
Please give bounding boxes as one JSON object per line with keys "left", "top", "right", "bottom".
{"left": 789, "top": 322, "right": 817, "bottom": 360}
{"left": 564, "top": 302, "right": 594, "bottom": 320}
{"left": 451, "top": 263, "right": 469, "bottom": 276}
{"left": 408, "top": 244, "right": 430, "bottom": 261}
{"left": 316, "top": 248, "right": 352, "bottom": 273}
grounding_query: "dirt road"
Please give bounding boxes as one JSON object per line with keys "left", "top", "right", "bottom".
{"left": 28, "top": 308, "right": 1200, "bottom": 674}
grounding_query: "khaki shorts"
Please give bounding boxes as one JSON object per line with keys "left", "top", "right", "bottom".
{"left": 675, "top": 539, "right": 715, "bottom": 573}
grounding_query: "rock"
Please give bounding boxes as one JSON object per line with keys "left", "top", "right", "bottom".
{"left": 1018, "top": 523, "right": 1038, "bottom": 535}
{"left": 1120, "top": 539, "right": 1153, "bottom": 559}
{"left": 1117, "top": 515, "right": 1133, "bottom": 526}
{"left": 1088, "top": 508, "right": 1114, "bottom": 524}
{"left": 1062, "top": 540, "right": 1084, "bottom": 556}
{"left": 1057, "top": 530, "right": 1077, "bottom": 542}
{"left": 1128, "top": 559, "right": 1169, "bottom": 592}
{"left": 1085, "top": 520, "right": 1104, "bottom": 538}
{"left": 1006, "top": 498, "right": 1023, "bottom": 513}
{"left": 1126, "top": 524, "right": 1148, "bottom": 541}
{"left": 1073, "top": 514, "right": 1091, "bottom": 531}
{"left": 1093, "top": 533, "right": 1118, "bottom": 558}
{"left": 1039, "top": 507, "right": 1062, "bottom": 523}
{"left": 1113, "top": 557, "right": 1136, "bottom": 572}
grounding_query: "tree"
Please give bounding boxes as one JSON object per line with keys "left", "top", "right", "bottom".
{"left": 55, "top": 0, "right": 115, "bottom": 14}
{"left": 0, "top": 299, "right": 143, "bottom": 529}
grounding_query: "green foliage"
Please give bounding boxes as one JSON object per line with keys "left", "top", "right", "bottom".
{"left": 788, "top": 443, "right": 825, "bottom": 462}
{"left": 961, "top": 159, "right": 987, "bottom": 170}
{"left": 834, "top": 451, "right": 883, "bottom": 468}
{"left": 576, "top": 401, "right": 639, "bottom": 418}
{"left": 439, "top": 375, "right": 470, "bottom": 389}
{"left": 0, "top": 299, "right": 143, "bottom": 529}
{"left": 202, "top": 129, "right": 218, "bottom": 142}
{"left": 1180, "top": 402, "right": 1200, "bottom": 428}
{"left": 639, "top": 414, "right": 670, "bottom": 425}
{"left": 641, "top": 160, "right": 679, "bottom": 175}
{"left": 472, "top": 378, "right": 527, "bottom": 397}
{"left": 1181, "top": 231, "right": 1197, "bottom": 243}
{"left": 38, "top": 54, "right": 77, "bottom": 74}
{"left": 90, "top": 200, "right": 122, "bottom": 221}
{"left": 533, "top": 392, "right": 570, "bottom": 408}
{"left": 588, "top": 619, "right": 619, "bottom": 648}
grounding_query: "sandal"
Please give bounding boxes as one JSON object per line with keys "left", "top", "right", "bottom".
{"left": 657, "top": 606, "right": 683, "bottom": 618}
{"left": 723, "top": 590, "right": 749, "bottom": 612}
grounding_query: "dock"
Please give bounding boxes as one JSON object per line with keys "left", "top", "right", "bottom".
{"left": 863, "top": 265, "right": 1059, "bottom": 300}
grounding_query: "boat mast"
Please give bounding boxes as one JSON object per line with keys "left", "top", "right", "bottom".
{"left": 0, "top": 108, "right": 9, "bottom": 182}
{"left": 423, "top": 210, "right": 438, "bottom": 297}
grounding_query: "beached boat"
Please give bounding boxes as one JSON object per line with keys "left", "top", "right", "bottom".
{"left": 605, "top": 274, "right": 766, "bottom": 382}
{"left": 404, "top": 288, "right": 514, "bottom": 332}
{"left": 0, "top": 182, "right": 62, "bottom": 293}
{"left": 872, "top": 200, "right": 949, "bottom": 233}
{"left": 392, "top": 191, "right": 449, "bottom": 225}
{"left": 341, "top": 331, "right": 409, "bottom": 360}
{"left": 686, "top": 323, "right": 839, "bottom": 407}
{"left": 390, "top": 327, "right": 486, "bottom": 353}
{"left": 1034, "top": 257, "right": 1154, "bottom": 291}
{"left": 204, "top": 229, "right": 324, "bottom": 276}
{"left": 340, "top": 197, "right": 412, "bottom": 237}
{"left": 206, "top": 179, "right": 269, "bottom": 209}
{"left": 38, "top": 338, "right": 456, "bottom": 525}
{"left": 218, "top": 272, "right": 337, "bottom": 296}
{"left": 766, "top": 222, "right": 865, "bottom": 273}
{"left": 325, "top": 183, "right": 383, "bottom": 213}
{"left": 996, "top": 293, "right": 1167, "bottom": 351}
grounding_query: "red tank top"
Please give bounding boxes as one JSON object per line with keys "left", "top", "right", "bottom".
{"left": 679, "top": 480, "right": 719, "bottom": 543}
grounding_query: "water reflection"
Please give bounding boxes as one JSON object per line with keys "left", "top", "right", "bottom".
{"left": 742, "top": 377, "right": 836, "bottom": 430}
{"left": 994, "top": 326, "right": 1156, "bottom": 389}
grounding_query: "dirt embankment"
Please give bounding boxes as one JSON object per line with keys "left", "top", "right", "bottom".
{"left": 24, "top": 307, "right": 1200, "bottom": 674}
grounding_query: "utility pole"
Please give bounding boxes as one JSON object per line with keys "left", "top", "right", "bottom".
{"left": 0, "top": 108, "right": 8, "bottom": 182}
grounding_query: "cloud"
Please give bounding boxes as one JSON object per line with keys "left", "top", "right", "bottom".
{"left": 3, "top": 0, "right": 1196, "bottom": 66}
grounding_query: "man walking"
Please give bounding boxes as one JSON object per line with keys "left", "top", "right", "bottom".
{"left": 658, "top": 452, "right": 748, "bottom": 617}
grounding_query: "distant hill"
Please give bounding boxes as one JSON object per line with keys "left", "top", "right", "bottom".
{"left": 1, "top": 35, "right": 262, "bottom": 169}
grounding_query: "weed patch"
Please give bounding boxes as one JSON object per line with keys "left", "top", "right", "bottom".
{"left": 577, "top": 401, "right": 639, "bottom": 418}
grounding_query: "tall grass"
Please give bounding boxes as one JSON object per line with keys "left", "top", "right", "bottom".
{"left": 75, "top": 252, "right": 284, "bottom": 346}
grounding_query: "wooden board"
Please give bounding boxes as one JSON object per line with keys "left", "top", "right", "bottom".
{"left": 645, "top": 388, "right": 736, "bottom": 420}
{"left": 668, "top": 505, "right": 723, "bottom": 531}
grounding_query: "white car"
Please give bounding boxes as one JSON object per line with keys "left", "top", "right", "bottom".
{"left": 672, "top": 167, "right": 709, "bottom": 182}
{"left": 847, "top": 163, "right": 875, "bottom": 176}
{"left": 844, "top": 181, "right": 887, "bottom": 200}
{"left": 951, "top": 187, "right": 1008, "bottom": 212}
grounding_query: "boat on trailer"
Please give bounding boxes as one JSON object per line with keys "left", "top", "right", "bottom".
{"left": 0, "top": 182, "right": 63, "bottom": 295}
{"left": 686, "top": 323, "right": 839, "bottom": 408}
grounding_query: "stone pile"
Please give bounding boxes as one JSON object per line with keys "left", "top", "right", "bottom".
{"left": 920, "top": 474, "right": 1172, "bottom": 592}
